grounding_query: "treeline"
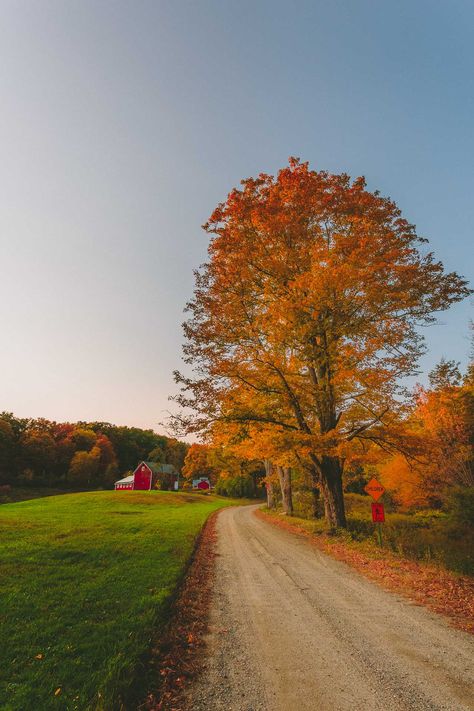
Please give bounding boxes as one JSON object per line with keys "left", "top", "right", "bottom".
{"left": 0, "top": 413, "right": 188, "bottom": 489}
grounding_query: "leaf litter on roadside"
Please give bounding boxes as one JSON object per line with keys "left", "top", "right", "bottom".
{"left": 138, "top": 513, "right": 220, "bottom": 711}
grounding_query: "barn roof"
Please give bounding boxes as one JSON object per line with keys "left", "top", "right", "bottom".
{"left": 115, "top": 475, "right": 134, "bottom": 484}
{"left": 143, "top": 461, "right": 178, "bottom": 475}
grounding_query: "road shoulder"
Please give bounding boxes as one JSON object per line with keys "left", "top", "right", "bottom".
{"left": 139, "top": 510, "right": 221, "bottom": 711}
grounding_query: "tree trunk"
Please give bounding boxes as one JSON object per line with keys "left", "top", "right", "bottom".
{"left": 319, "top": 455, "right": 346, "bottom": 528}
{"left": 307, "top": 463, "right": 322, "bottom": 519}
{"left": 251, "top": 471, "right": 258, "bottom": 497}
{"left": 276, "top": 465, "right": 293, "bottom": 515}
{"left": 266, "top": 481, "right": 275, "bottom": 508}
{"left": 264, "top": 459, "right": 275, "bottom": 509}
{"left": 310, "top": 485, "right": 321, "bottom": 518}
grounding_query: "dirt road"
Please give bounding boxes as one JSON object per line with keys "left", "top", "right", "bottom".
{"left": 185, "top": 504, "right": 474, "bottom": 711}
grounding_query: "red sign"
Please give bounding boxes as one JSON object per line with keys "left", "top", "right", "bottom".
{"left": 371, "top": 502, "right": 385, "bottom": 523}
{"left": 364, "top": 478, "right": 385, "bottom": 501}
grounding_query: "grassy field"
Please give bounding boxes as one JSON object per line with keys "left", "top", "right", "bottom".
{"left": 0, "top": 490, "right": 242, "bottom": 710}
{"left": 0, "top": 486, "right": 83, "bottom": 504}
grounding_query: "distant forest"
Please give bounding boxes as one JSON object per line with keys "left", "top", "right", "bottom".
{"left": 0, "top": 412, "right": 189, "bottom": 489}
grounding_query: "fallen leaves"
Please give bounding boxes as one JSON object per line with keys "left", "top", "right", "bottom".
{"left": 139, "top": 512, "right": 220, "bottom": 710}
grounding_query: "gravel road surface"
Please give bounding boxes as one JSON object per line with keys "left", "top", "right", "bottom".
{"left": 185, "top": 504, "right": 474, "bottom": 711}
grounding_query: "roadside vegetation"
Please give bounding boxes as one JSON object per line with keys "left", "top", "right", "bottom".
{"left": 267, "top": 490, "right": 474, "bottom": 576}
{"left": 0, "top": 490, "right": 242, "bottom": 711}
{"left": 259, "top": 356, "right": 474, "bottom": 576}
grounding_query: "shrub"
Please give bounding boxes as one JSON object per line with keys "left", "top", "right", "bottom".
{"left": 346, "top": 514, "right": 374, "bottom": 540}
{"left": 363, "top": 511, "right": 471, "bottom": 574}
{"left": 447, "top": 487, "right": 474, "bottom": 526}
{"left": 214, "top": 475, "right": 254, "bottom": 498}
{"left": 292, "top": 489, "right": 324, "bottom": 519}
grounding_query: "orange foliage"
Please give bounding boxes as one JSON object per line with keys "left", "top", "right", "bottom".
{"left": 380, "top": 363, "right": 473, "bottom": 506}
{"left": 182, "top": 443, "right": 218, "bottom": 484}
{"left": 380, "top": 454, "right": 429, "bottom": 508}
{"left": 175, "top": 159, "right": 470, "bottom": 526}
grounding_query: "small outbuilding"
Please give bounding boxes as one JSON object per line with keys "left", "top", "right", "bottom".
{"left": 114, "top": 474, "right": 135, "bottom": 490}
{"left": 192, "top": 476, "right": 211, "bottom": 491}
{"left": 114, "top": 461, "right": 179, "bottom": 491}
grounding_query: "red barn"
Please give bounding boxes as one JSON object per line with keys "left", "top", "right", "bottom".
{"left": 114, "top": 461, "right": 179, "bottom": 491}
{"left": 192, "top": 476, "right": 211, "bottom": 491}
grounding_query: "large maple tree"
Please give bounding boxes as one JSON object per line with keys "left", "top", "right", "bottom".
{"left": 175, "top": 159, "right": 470, "bottom": 527}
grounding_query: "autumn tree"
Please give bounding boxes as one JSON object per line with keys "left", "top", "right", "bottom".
{"left": 163, "top": 438, "right": 189, "bottom": 473}
{"left": 68, "top": 447, "right": 101, "bottom": 486}
{"left": 420, "top": 361, "right": 473, "bottom": 489}
{"left": 174, "top": 159, "right": 470, "bottom": 527}
{"left": 70, "top": 427, "right": 97, "bottom": 452}
{"left": 0, "top": 412, "right": 29, "bottom": 483}
{"left": 53, "top": 423, "right": 76, "bottom": 483}
{"left": 182, "top": 443, "right": 218, "bottom": 484}
{"left": 210, "top": 417, "right": 296, "bottom": 511}
{"left": 95, "top": 434, "right": 119, "bottom": 483}
{"left": 20, "top": 429, "right": 56, "bottom": 484}
{"left": 0, "top": 419, "right": 15, "bottom": 484}
{"left": 381, "top": 358, "right": 474, "bottom": 507}
{"left": 96, "top": 425, "right": 160, "bottom": 472}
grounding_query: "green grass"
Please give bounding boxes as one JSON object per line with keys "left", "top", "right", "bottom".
{"left": 0, "top": 490, "right": 242, "bottom": 710}
{"left": 0, "top": 487, "right": 83, "bottom": 504}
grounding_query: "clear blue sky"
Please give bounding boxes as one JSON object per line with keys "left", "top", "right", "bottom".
{"left": 0, "top": 0, "right": 472, "bottom": 432}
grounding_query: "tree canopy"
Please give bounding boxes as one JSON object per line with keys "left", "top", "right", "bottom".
{"left": 174, "top": 159, "right": 471, "bottom": 526}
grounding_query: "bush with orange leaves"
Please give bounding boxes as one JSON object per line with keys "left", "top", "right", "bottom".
{"left": 380, "top": 360, "right": 473, "bottom": 508}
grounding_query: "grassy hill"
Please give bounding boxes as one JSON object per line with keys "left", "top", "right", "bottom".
{"left": 0, "top": 490, "right": 241, "bottom": 710}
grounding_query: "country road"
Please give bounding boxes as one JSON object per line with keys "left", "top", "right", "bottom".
{"left": 184, "top": 504, "right": 474, "bottom": 711}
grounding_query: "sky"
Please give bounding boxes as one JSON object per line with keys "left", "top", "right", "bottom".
{"left": 0, "top": 0, "right": 472, "bottom": 434}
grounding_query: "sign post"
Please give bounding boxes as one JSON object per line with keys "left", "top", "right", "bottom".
{"left": 365, "top": 478, "right": 386, "bottom": 546}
